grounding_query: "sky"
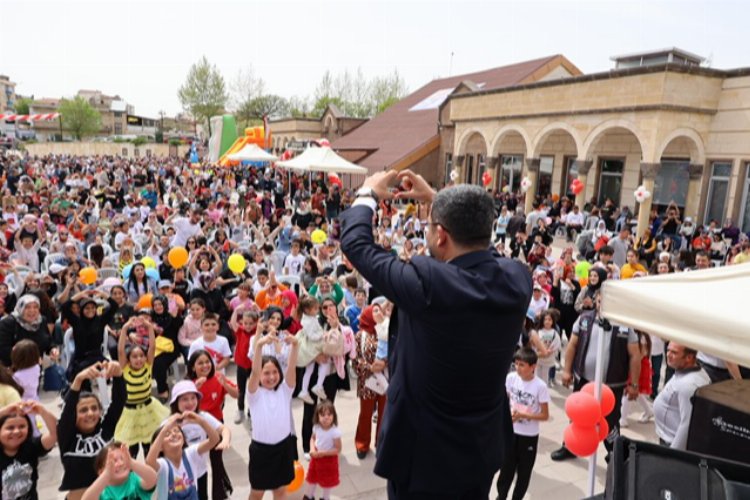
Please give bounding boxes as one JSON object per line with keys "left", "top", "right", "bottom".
{"left": 1, "top": 0, "right": 748, "bottom": 118}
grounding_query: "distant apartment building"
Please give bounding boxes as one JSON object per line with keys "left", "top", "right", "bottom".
{"left": 0, "top": 75, "right": 16, "bottom": 112}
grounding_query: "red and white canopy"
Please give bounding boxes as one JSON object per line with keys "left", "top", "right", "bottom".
{"left": 0, "top": 113, "right": 60, "bottom": 121}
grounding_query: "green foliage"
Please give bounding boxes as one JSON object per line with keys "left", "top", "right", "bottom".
{"left": 178, "top": 56, "right": 228, "bottom": 134}
{"left": 155, "top": 131, "right": 164, "bottom": 143}
{"left": 58, "top": 96, "right": 102, "bottom": 140}
{"left": 235, "top": 94, "right": 289, "bottom": 129}
{"left": 131, "top": 136, "right": 148, "bottom": 146}
{"left": 14, "top": 98, "right": 32, "bottom": 115}
{"left": 311, "top": 68, "right": 408, "bottom": 118}
{"left": 113, "top": 137, "right": 126, "bottom": 143}
{"left": 168, "top": 138, "right": 181, "bottom": 146}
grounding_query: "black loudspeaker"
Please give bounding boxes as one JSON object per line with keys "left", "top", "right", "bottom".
{"left": 603, "top": 437, "right": 750, "bottom": 500}
{"left": 687, "top": 380, "right": 750, "bottom": 465}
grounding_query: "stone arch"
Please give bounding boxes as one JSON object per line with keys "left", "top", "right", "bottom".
{"left": 456, "top": 127, "right": 491, "bottom": 155}
{"left": 581, "top": 119, "right": 648, "bottom": 161}
{"left": 655, "top": 127, "right": 706, "bottom": 164}
{"left": 530, "top": 122, "right": 582, "bottom": 158}
{"left": 489, "top": 124, "right": 532, "bottom": 158}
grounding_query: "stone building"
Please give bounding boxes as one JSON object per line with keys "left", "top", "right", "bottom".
{"left": 443, "top": 48, "right": 750, "bottom": 235}
{"left": 0, "top": 75, "right": 16, "bottom": 112}
{"left": 269, "top": 104, "right": 367, "bottom": 154}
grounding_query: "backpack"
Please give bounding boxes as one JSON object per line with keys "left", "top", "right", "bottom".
{"left": 322, "top": 328, "right": 344, "bottom": 356}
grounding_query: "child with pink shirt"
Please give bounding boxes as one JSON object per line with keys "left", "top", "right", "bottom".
{"left": 178, "top": 298, "right": 206, "bottom": 361}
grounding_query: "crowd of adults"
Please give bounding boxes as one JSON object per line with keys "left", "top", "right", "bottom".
{"left": 0, "top": 145, "right": 747, "bottom": 499}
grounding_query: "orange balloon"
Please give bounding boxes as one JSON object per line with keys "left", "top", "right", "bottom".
{"left": 286, "top": 461, "right": 305, "bottom": 493}
{"left": 79, "top": 267, "right": 98, "bottom": 285}
{"left": 168, "top": 246, "right": 189, "bottom": 269}
{"left": 578, "top": 277, "right": 588, "bottom": 288}
{"left": 136, "top": 293, "right": 153, "bottom": 310}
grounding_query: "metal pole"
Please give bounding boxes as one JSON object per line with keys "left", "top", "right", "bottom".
{"left": 588, "top": 312, "right": 608, "bottom": 497}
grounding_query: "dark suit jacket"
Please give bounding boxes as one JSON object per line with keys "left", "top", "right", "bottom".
{"left": 340, "top": 205, "right": 532, "bottom": 494}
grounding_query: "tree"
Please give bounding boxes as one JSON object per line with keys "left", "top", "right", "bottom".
{"left": 310, "top": 68, "right": 408, "bottom": 118}
{"left": 370, "top": 69, "right": 408, "bottom": 115}
{"left": 14, "top": 98, "right": 32, "bottom": 115}
{"left": 235, "top": 94, "right": 289, "bottom": 129}
{"left": 58, "top": 96, "right": 101, "bottom": 140}
{"left": 288, "top": 96, "right": 311, "bottom": 118}
{"left": 230, "top": 66, "right": 265, "bottom": 111}
{"left": 178, "top": 56, "right": 228, "bottom": 134}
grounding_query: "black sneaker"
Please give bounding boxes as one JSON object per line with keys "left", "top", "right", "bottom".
{"left": 356, "top": 449, "right": 368, "bottom": 459}
{"left": 551, "top": 446, "right": 576, "bottom": 461}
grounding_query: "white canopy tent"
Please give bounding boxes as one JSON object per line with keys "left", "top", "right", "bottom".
{"left": 601, "top": 263, "right": 750, "bottom": 367}
{"left": 226, "top": 144, "right": 279, "bottom": 162}
{"left": 276, "top": 146, "right": 367, "bottom": 174}
{"left": 580, "top": 263, "right": 750, "bottom": 495}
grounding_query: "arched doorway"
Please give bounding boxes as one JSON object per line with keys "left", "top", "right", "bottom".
{"left": 460, "top": 132, "right": 489, "bottom": 185}
{"left": 491, "top": 129, "right": 530, "bottom": 193}
{"left": 583, "top": 125, "right": 645, "bottom": 209}
{"left": 532, "top": 126, "right": 580, "bottom": 199}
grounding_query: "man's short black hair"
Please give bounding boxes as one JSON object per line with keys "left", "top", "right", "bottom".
{"left": 599, "top": 245, "right": 614, "bottom": 256}
{"left": 431, "top": 185, "right": 494, "bottom": 247}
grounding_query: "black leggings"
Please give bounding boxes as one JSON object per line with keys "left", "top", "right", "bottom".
{"left": 128, "top": 442, "right": 151, "bottom": 460}
{"left": 210, "top": 447, "right": 232, "bottom": 499}
{"left": 153, "top": 351, "right": 180, "bottom": 394}
{"left": 236, "top": 366, "right": 251, "bottom": 411}
{"left": 496, "top": 434, "right": 539, "bottom": 500}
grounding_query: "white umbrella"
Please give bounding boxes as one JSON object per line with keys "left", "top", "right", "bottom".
{"left": 276, "top": 147, "right": 367, "bottom": 174}
{"left": 227, "top": 144, "right": 278, "bottom": 162}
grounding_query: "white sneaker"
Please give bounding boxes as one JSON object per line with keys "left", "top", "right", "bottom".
{"left": 233, "top": 410, "right": 244, "bottom": 424}
{"left": 298, "top": 391, "right": 314, "bottom": 405}
{"left": 312, "top": 385, "right": 328, "bottom": 401}
{"left": 304, "top": 452, "right": 311, "bottom": 462}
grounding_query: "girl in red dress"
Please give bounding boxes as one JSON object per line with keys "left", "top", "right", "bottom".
{"left": 303, "top": 401, "right": 342, "bottom": 500}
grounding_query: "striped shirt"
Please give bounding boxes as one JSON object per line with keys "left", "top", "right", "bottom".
{"left": 124, "top": 363, "right": 152, "bottom": 405}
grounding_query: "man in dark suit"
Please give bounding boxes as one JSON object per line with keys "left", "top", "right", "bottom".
{"left": 340, "top": 170, "right": 532, "bottom": 499}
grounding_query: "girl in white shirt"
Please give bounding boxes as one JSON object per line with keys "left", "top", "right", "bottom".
{"left": 246, "top": 331, "right": 299, "bottom": 499}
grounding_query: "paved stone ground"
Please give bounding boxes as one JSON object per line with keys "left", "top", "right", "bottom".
{"left": 35, "top": 365, "right": 657, "bottom": 499}
{"left": 36, "top": 238, "right": 659, "bottom": 499}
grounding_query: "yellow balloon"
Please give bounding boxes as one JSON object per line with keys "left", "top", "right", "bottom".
{"left": 311, "top": 229, "right": 328, "bottom": 245}
{"left": 141, "top": 257, "right": 157, "bottom": 269}
{"left": 227, "top": 253, "right": 246, "bottom": 274}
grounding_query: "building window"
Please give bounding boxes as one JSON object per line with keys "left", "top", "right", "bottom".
{"left": 465, "top": 155, "right": 474, "bottom": 185}
{"left": 562, "top": 157, "right": 578, "bottom": 197}
{"left": 597, "top": 158, "right": 624, "bottom": 206}
{"left": 500, "top": 155, "right": 523, "bottom": 193}
{"left": 476, "top": 154, "right": 486, "bottom": 186}
{"left": 740, "top": 164, "right": 750, "bottom": 233}
{"left": 444, "top": 153, "right": 453, "bottom": 185}
{"left": 146, "top": 149, "right": 152, "bottom": 157}
{"left": 134, "top": 148, "right": 140, "bottom": 157}
{"left": 653, "top": 159, "right": 690, "bottom": 213}
{"left": 122, "top": 148, "right": 128, "bottom": 156}
{"left": 705, "top": 162, "right": 732, "bottom": 224}
{"left": 537, "top": 156, "right": 553, "bottom": 198}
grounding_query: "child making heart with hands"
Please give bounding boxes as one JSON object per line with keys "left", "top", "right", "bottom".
{"left": 81, "top": 441, "right": 157, "bottom": 500}
{"left": 0, "top": 400, "right": 58, "bottom": 500}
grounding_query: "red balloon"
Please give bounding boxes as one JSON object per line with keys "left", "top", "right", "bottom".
{"left": 597, "top": 416, "right": 610, "bottom": 442}
{"left": 570, "top": 178, "right": 581, "bottom": 187}
{"left": 581, "top": 382, "right": 616, "bottom": 417}
{"left": 565, "top": 392, "right": 602, "bottom": 427}
{"left": 564, "top": 423, "right": 600, "bottom": 457}
{"left": 572, "top": 183, "right": 584, "bottom": 195}
{"left": 482, "top": 171, "right": 492, "bottom": 187}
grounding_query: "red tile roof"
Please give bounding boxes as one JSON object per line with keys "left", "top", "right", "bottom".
{"left": 333, "top": 55, "right": 579, "bottom": 171}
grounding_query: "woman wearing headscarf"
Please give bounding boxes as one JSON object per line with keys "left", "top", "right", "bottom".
{"left": 62, "top": 288, "right": 118, "bottom": 381}
{"left": 149, "top": 294, "right": 184, "bottom": 401}
{"left": 0, "top": 295, "right": 56, "bottom": 366}
{"left": 353, "top": 303, "right": 387, "bottom": 460}
{"left": 574, "top": 267, "right": 608, "bottom": 313}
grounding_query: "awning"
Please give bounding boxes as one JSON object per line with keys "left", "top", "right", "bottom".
{"left": 226, "top": 144, "right": 278, "bottom": 162}
{"left": 601, "top": 264, "right": 750, "bottom": 366}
